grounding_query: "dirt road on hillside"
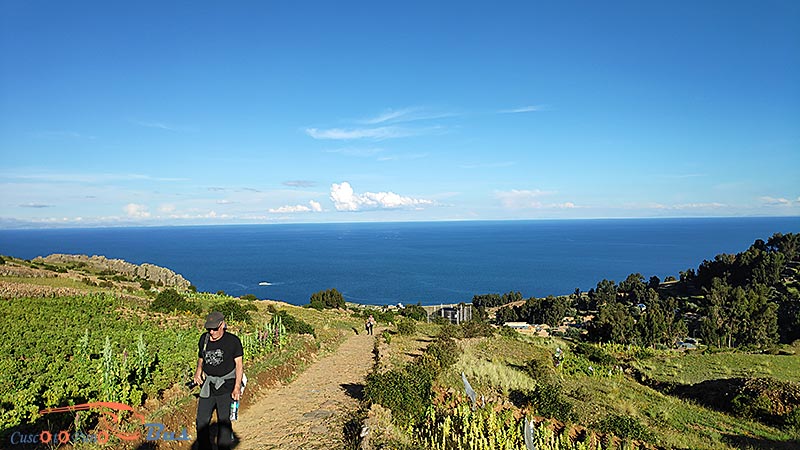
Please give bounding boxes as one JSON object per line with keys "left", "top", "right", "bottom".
{"left": 231, "top": 330, "right": 376, "bottom": 450}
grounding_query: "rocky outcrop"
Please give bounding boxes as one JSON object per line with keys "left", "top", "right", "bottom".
{"left": 37, "top": 254, "right": 192, "bottom": 289}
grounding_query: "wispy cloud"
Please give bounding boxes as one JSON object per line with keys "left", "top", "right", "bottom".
{"left": 324, "top": 147, "right": 385, "bottom": 157}
{"left": 2, "top": 172, "right": 188, "bottom": 184}
{"left": 268, "top": 200, "right": 323, "bottom": 214}
{"left": 306, "top": 126, "right": 428, "bottom": 140}
{"left": 639, "top": 202, "right": 727, "bottom": 210}
{"left": 494, "top": 189, "right": 558, "bottom": 209}
{"left": 130, "top": 120, "right": 189, "bottom": 132}
{"left": 760, "top": 196, "right": 799, "bottom": 206}
{"left": 460, "top": 161, "right": 516, "bottom": 169}
{"left": 32, "top": 131, "right": 97, "bottom": 140}
{"left": 330, "top": 182, "right": 434, "bottom": 211}
{"left": 358, "top": 107, "right": 459, "bottom": 125}
{"left": 377, "top": 153, "right": 429, "bottom": 162}
{"left": 19, "top": 203, "right": 54, "bottom": 208}
{"left": 658, "top": 173, "right": 707, "bottom": 179}
{"left": 283, "top": 180, "right": 317, "bottom": 188}
{"left": 498, "top": 105, "right": 544, "bottom": 114}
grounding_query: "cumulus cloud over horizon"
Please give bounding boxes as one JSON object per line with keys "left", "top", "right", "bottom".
{"left": 330, "top": 182, "right": 434, "bottom": 211}
{"left": 268, "top": 200, "right": 323, "bottom": 214}
{"left": 124, "top": 203, "right": 150, "bottom": 218}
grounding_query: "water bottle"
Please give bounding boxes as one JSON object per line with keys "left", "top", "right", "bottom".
{"left": 230, "top": 400, "right": 239, "bottom": 421}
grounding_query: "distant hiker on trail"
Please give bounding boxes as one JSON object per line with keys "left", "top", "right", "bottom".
{"left": 366, "top": 314, "right": 376, "bottom": 335}
{"left": 194, "top": 311, "right": 243, "bottom": 450}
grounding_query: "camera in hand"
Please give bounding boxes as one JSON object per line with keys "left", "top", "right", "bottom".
{"left": 186, "top": 380, "right": 198, "bottom": 389}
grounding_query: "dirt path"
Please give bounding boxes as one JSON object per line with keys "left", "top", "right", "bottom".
{"left": 232, "top": 330, "right": 377, "bottom": 449}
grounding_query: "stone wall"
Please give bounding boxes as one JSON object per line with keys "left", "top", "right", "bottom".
{"left": 37, "top": 254, "right": 192, "bottom": 289}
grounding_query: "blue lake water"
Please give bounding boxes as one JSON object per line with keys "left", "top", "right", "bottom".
{"left": 1, "top": 217, "right": 798, "bottom": 306}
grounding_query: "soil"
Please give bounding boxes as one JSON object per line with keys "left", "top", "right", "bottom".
{"left": 230, "top": 329, "right": 377, "bottom": 449}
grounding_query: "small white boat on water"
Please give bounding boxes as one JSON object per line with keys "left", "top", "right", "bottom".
{"left": 259, "top": 281, "right": 272, "bottom": 286}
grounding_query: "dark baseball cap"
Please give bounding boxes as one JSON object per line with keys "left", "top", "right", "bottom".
{"left": 204, "top": 311, "right": 224, "bottom": 329}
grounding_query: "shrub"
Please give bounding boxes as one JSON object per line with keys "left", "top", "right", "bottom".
{"left": 785, "top": 407, "right": 800, "bottom": 432}
{"left": 309, "top": 288, "right": 345, "bottom": 310}
{"left": 212, "top": 299, "right": 257, "bottom": 323}
{"left": 573, "top": 342, "right": 617, "bottom": 365}
{"left": 399, "top": 303, "right": 428, "bottom": 321}
{"left": 525, "top": 356, "right": 555, "bottom": 382}
{"left": 381, "top": 329, "right": 392, "bottom": 344}
{"left": 150, "top": 288, "right": 199, "bottom": 314}
{"left": 509, "top": 383, "right": 576, "bottom": 422}
{"left": 240, "top": 294, "right": 258, "bottom": 301}
{"left": 425, "top": 337, "right": 460, "bottom": 369}
{"left": 275, "top": 310, "right": 316, "bottom": 338}
{"left": 459, "top": 320, "right": 495, "bottom": 338}
{"left": 364, "top": 360, "right": 435, "bottom": 427}
{"left": 397, "top": 318, "right": 417, "bottom": 335}
{"left": 498, "top": 326, "right": 519, "bottom": 339}
{"left": 139, "top": 280, "right": 152, "bottom": 290}
{"left": 598, "top": 414, "right": 652, "bottom": 441}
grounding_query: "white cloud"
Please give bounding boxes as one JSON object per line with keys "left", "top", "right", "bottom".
{"left": 130, "top": 120, "right": 190, "bottom": 132}
{"left": 495, "top": 189, "right": 556, "bottom": 209}
{"left": 760, "top": 196, "right": 797, "bottom": 206}
{"left": 377, "top": 153, "right": 428, "bottom": 161}
{"left": 330, "top": 182, "right": 434, "bottom": 211}
{"left": 673, "top": 202, "right": 726, "bottom": 209}
{"left": 283, "top": 180, "right": 317, "bottom": 188}
{"left": 498, "top": 105, "right": 543, "bottom": 114}
{"left": 360, "top": 108, "right": 419, "bottom": 124}
{"left": 460, "top": 161, "right": 516, "bottom": 169}
{"left": 158, "top": 204, "right": 176, "bottom": 213}
{"left": 268, "top": 200, "right": 323, "bottom": 214}
{"left": 325, "top": 147, "right": 385, "bottom": 157}
{"left": 2, "top": 171, "right": 187, "bottom": 184}
{"left": 358, "top": 107, "right": 458, "bottom": 125}
{"left": 124, "top": 203, "right": 150, "bottom": 218}
{"left": 305, "top": 126, "right": 416, "bottom": 140}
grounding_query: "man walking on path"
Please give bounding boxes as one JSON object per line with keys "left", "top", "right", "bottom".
{"left": 194, "top": 311, "right": 243, "bottom": 450}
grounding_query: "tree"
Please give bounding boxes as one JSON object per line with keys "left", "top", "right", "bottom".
{"left": 619, "top": 273, "right": 647, "bottom": 304}
{"left": 309, "top": 288, "right": 345, "bottom": 310}
{"left": 588, "top": 299, "right": 637, "bottom": 344}
{"left": 591, "top": 279, "right": 618, "bottom": 308}
{"left": 400, "top": 303, "right": 427, "bottom": 321}
{"left": 700, "top": 278, "right": 779, "bottom": 349}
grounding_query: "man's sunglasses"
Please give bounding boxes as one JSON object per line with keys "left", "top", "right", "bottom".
{"left": 206, "top": 324, "right": 222, "bottom": 332}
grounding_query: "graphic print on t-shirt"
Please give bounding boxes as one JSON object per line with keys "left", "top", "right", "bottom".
{"left": 204, "top": 349, "right": 224, "bottom": 366}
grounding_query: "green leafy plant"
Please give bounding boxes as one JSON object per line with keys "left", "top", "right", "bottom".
{"left": 397, "top": 318, "right": 417, "bottom": 335}
{"left": 212, "top": 299, "right": 257, "bottom": 323}
{"left": 150, "top": 288, "right": 198, "bottom": 314}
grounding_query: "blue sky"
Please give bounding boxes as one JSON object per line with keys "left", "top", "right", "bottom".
{"left": 1, "top": 1, "right": 798, "bottom": 228}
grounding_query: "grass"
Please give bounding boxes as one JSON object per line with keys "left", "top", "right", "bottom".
{"left": 413, "top": 331, "right": 800, "bottom": 449}
{"left": 636, "top": 349, "right": 800, "bottom": 385}
{"left": 0, "top": 274, "right": 102, "bottom": 290}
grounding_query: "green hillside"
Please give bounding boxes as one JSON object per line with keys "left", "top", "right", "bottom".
{"left": 2, "top": 232, "right": 800, "bottom": 449}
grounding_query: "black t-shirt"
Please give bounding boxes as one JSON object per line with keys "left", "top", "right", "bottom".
{"left": 198, "top": 331, "right": 243, "bottom": 394}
